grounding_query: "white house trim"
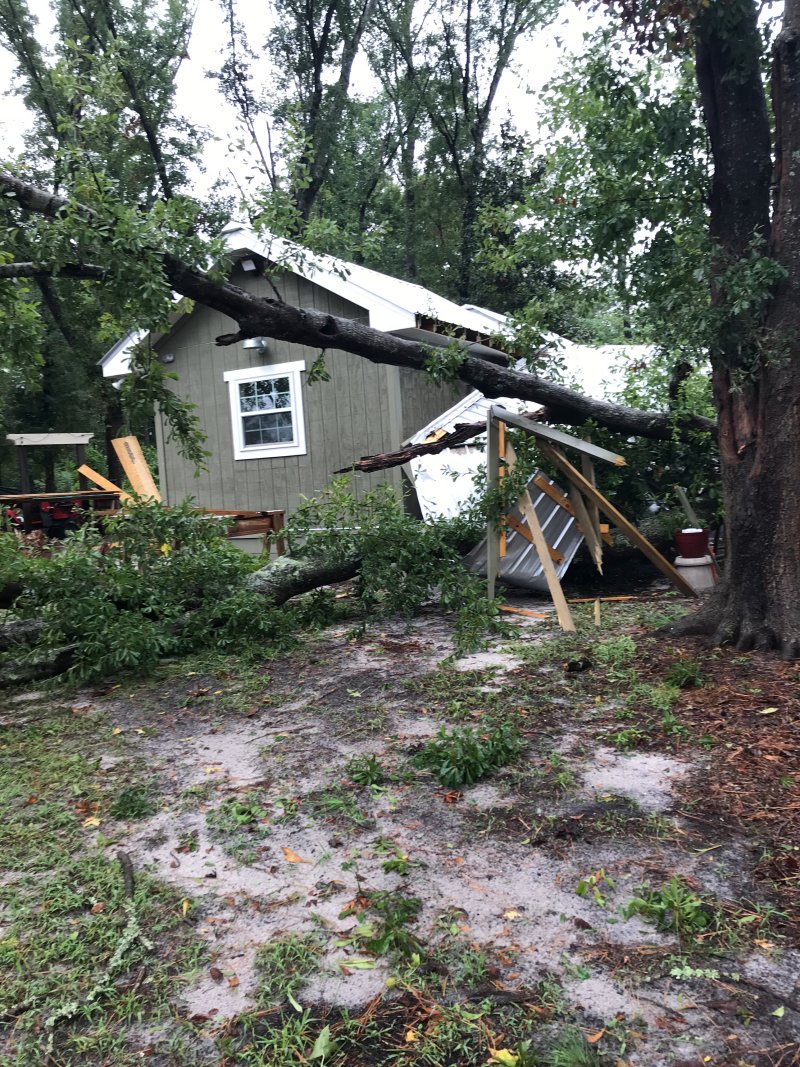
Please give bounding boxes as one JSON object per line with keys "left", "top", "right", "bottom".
{"left": 223, "top": 360, "right": 307, "bottom": 460}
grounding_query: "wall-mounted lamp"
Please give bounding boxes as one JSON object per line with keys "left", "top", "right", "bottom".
{"left": 241, "top": 258, "right": 257, "bottom": 272}
{"left": 243, "top": 337, "right": 270, "bottom": 352}
{"left": 162, "top": 352, "right": 175, "bottom": 364}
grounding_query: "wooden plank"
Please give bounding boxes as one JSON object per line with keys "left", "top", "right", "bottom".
{"left": 581, "top": 452, "right": 602, "bottom": 540}
{"left": 533, "top": 474, "right": 613, "bottom": 546}
{"left": 568, "top": 486, "right": 603, "bottom": 574}
{"left": 490, "top": 405, "right": 626, "bottom": 466}
{"left": 486, "top": 414, "right": 501, "bottom": 599}
{"left": 6, "top": 432, "right": 94, "bottom": 446}
{"left": 538, "top": 443, "right": 698, "bottom": 598}
{"left": 77, "top": 465, "right": 132, "bottom": 503}
{"left": 500, "top": 605, "right": 548, "bottom": 619}
{"left": 112, "top": 436, "right": 162, "bottom": 502}
{"left": 498, "top": 421, "right": 507, "bottom": 559}
{"left": 503, "top": 513, "right": 564, "bottom": 563}
{"left": 506, "top": 444, "right": 575, "bottom": 632}
{"left": 0, "top": 489, "right": 120, "bottom": 503}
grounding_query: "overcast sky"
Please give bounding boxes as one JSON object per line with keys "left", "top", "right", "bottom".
{"left": 0, "top": 0, "right": 598, "bottom": 193}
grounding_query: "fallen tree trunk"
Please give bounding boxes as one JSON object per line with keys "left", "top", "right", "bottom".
{"left": 1, "top": 647, "right": 75, "bottom": 686}
{"left": 0, "top": 619, "right": 46, "bottom": 651}
{"left": 246, "top": 554, "right": 360, "bottom": 605}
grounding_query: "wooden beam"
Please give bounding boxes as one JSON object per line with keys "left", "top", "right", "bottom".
{"left": 581, "top": 452, "right": 601, "bottom": 541}
{"left": 490, "top": 406, "right": 626, "bottom": 466}
{"left": 506, "top": 444, "right": 576, "bottom": 631}
{"left": 503, "top": 513, "right": 564, "bottom": 562}
{"left": 77, "top": 464, "right": 132, "bottom": 503}
{"left": 538, "top": 443, "right": 697, "bottom": 598}
{"left": 498, "top": 422, "right": 507, "bottom": 559}
{"left": 486, "top": 414, "right": 501, "bottom": 599}
{"left": 112, "top": 436, "right": 161, "bottom": 502}
{"left": 533, "top": 474, "right": 613, "bottom": 546}
{"left": 568, "top": 486, "right": 603, "bottom": 574}
{"left": 500, "top": 605, "right": 548, "bottom": 619}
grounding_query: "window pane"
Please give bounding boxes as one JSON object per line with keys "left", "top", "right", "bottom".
{"left": 240, "top": 376, "right": 292, "bottom": 413}
{"left": 242, "top": 410, "right": 295, "bottom": 446}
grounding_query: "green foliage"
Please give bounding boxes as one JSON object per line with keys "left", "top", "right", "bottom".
{"left": 109, "top": 786, "right": 156, "bottom": 822}
{"left": 255, "top": 934, "right": 323, "bottom": 1006}
{"left": 1, "top": 500, "right": 290, "bottom": 683}
{"left": 623, "top": 876, "right": 712, "bottom": 936}
{"left": 664, "top": 657, "right": 703, "bottom": 689}
{"left": 345, "top": 754, "right": 385, "bottom": 787}
{"left": 413, "top": 722, "right": 522, "bottom": 788}
{"left": 281, "top": 477, "right": 504, "bottom": 655}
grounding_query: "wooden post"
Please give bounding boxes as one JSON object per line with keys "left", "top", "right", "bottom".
{"left": 17, "top": 445, "right": 32, "bottom": 493}
{"left": 76, "top": 444, "right": 89, "bottom": 491}
{"left": 498, "top": 421, "right": 507, "bottom": 559}
{"left": 538, "top": 443, "right": 698, "bottom": 598}
{"left": 568, "top": 485, "right": 603, "bottom": 573}
{"left": 507, "top": 444, "right": 576, "bottom": 632}
{"left": 581, "top": 452, "right": 601, "bottom": 540}
{"left": 486, "top": 414, "right": 501, "bottom": 599}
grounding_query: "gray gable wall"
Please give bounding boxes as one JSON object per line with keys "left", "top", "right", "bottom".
{"left": 153, "top": 263, "right": 465, "bottom": 515}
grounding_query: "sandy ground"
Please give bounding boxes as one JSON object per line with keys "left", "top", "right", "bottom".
{"left": 58, "top": 606, "right": 800, "bottom": 1065}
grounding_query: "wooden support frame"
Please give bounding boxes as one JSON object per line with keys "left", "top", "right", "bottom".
{"left": 533, "top": 474, "right": 614, "bottom": 547}
{"left": 538, "top": 443, "right": 697, "bottom": 599}
{"left": 568, "top": 485, "right": 603, "bottom": 574}
{"left": 506, "top": 443, "right": 575, "bottom": 632}
{"left": 503, "top": 514, "right": 564, "bottom": 563}
{"left": 486, "top": 413, "right": 501, "bottom": 600}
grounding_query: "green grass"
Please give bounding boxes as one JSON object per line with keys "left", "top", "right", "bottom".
{"left": 206, "top": 790, "right": 272, "bottom": 863}
{"left": 413, "top": 722, "right": 523, "bottom": 788}
{"left": 0, "top": 714, "right": 202, "bottom": 1065}
{"left": 255, "top": 933, "right": 325, "bottom": 1007}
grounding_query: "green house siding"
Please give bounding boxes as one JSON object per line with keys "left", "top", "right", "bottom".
{"left": 397, "top": 366, "right": 471, "bottom": 441}
{"left": 154, "top": 265, "right": 406, "bottom": 514}
{"left": 152, "top": 263, "right": 469, "bottom": 515}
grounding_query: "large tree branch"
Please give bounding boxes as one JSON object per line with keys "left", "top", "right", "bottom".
{"left": 0, "top": 169, "right": 717, "bottom": 442}
{"left": 0, "top": 261, "right": 107, "bottom": 280}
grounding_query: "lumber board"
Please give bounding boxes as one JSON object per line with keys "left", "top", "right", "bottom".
{"left": 112, "top": 436, "right": 161, "bottom": 502}
{"left": 498, "top": 422, "right": 507, "bottom": 559}
{"left": 486, "top": 414, "right": 501, "bottom": 599}
{"left": 538, "top": 443, "right": 697, "bottom": 599}
{"left": 77, "top": 464, "right": 132, "bottom": 503}
{"left": 500, "top": 605, "right": 548, "bottom": 619}
{"left": 490, "top": 406, "right": 626, "bottom": 466}
{"left": 533, "top": 474, "right": 613, "bottom": 546}
{"left": 581, "top": 453, "right": 602, "bottom": 540}
{"left": 568, "top": 486, "right": 603, "bottom": 574}
{"left": 506, "top": 444, "right": 575, "bottom": 632}
{"left": 503, "top": 513, "right": 564, "bottom": 562}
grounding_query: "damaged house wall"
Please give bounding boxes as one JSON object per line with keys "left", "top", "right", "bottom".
{"left": 149, "top": 262, "right": 468, "bottom": 515}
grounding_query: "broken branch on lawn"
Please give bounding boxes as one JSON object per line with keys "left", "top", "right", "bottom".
{"left": 0, "top": 169, "right": 717, "bottom": 442}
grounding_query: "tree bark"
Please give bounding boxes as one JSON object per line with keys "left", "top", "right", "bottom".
{"left": 247, "top": 554, "right": 360, "bottom": 604}
{"left": 0, "top": 170, "right": 717, "bottom": 443}
{"left": 667, "top": 0, "right": 800, "bottom": 654}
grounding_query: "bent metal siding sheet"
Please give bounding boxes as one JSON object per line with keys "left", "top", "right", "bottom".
{"left": 463, "top": 470, "right": 585, "bottom": 594}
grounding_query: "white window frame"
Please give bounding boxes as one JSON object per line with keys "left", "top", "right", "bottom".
{"left": 223, "top": 361, "right": 307, "bottom": 460}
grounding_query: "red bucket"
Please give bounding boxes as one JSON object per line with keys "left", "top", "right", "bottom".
{"left": 675, "top": 529, "right": 709, "bottom": 558}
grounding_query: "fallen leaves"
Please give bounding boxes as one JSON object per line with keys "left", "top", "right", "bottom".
{"left": 282, "top": 846, "right": 311, "bottom": 864}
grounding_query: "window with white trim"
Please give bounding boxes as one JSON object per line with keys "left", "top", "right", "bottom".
{"left": 223, "top": 361, "right": 307, "bottom": 460}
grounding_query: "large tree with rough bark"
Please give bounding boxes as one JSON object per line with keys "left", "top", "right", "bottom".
{"left": 1, "top": 0, "right": 799, "bottom": 652}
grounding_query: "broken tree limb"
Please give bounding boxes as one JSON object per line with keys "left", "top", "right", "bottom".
{"left": 0, "top": 170, "right": 718, "bottom": 443}
{"left": 334, "top": 421, "right": 486, "bottom": 474}
{"left": 246, "top": 554, "right": 360, "bottom": 605}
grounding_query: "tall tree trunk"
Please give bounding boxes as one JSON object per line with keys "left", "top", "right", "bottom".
{"left": 673, "top": 0, "right": 800, "bottom": 655}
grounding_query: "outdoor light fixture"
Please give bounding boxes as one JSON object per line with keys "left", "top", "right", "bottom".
{"left": 241, "top": 258, "right": 257, "bottom": 272}
{"left": 162, "top": 352, "right": 175, "bottom": 363}
{"left": 243, "top": 337, "right": 270, "bottom": 352}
